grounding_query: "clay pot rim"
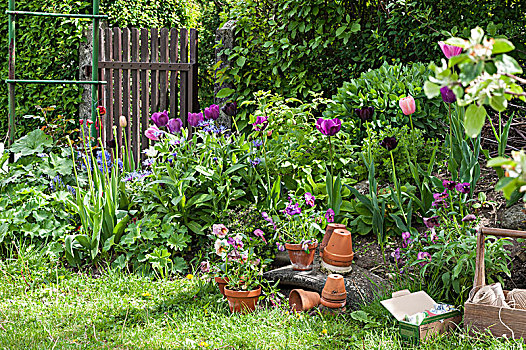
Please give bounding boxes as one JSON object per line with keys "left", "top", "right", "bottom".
{"left": 322, "top": 255, "right": 353, "bottom": 267}
{"left": 332, "top": 228, "right": 351, "bottom": 235}
{"left": 214, "top": 276, "right": 229, "bottom": 283}
{"left": 323, "top": 249, "right": 354, "bottom": 261}
{"left": 285, "top": 241, "right": 319, "bottom": 250}
{"left": 326, "top": 223, "right": 346, "bottom": 229}
{"left": 321, "top": 291, "right": 347, "bottom": 300}
{"left": 224, "top": 286, "right": 262, "bottom": 297}
{"left": 321, "top": 298, "right": 347, "bottom": 308}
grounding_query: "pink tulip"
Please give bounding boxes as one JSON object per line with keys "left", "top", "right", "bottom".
{"left": 399, "top": 95, "right": 416, "bottom": 115}
{"left": 438, "top": 41, "right": 462, "bottom": 59}
{"left": 145, "top": 125, "right": 162, "bottom": 141}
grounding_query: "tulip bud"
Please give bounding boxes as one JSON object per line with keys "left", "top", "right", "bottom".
{"left": 119, "top": 115, "right": 127, "bottom": 128}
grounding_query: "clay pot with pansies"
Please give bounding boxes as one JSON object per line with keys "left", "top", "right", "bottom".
{"left": 322, "top": 228, "right": 354, "bottom": 267}
{"left": 214, "top": 276, "right": 229, "bottom": 296}
{"left": 289, "top": 289, "right": 321, "bottom": 312}
{"left": 224, "top": 286, "right": 262, "bottom": 313}
{"left": 285, "top": 241, "right": 318, "bottom": 271}
{"left": 321, "top": 274, "right": 347, "bottom": 308}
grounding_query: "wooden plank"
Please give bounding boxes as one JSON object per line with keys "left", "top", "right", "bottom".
{"left": 150, "top": 28, "right": 159, "bottom": 115}
{"left": 104, "top": 28, "right": 113, "bottom": 145}
{"left": 188, "top": 28, "right": 199, "bottom": 115}
{"left": 159, "top": 28, "right": 169, "bottom": 112}
{"left": 481, "top": 227, "right": 526, "bottom": 239}
{"left": 113, "top": 27, "right": 123, "bottom": 152}
{"left": 122, "top": 28, "right": 131, "bottom": 163}
{"left": 98, "top": 61, "right": 191, "bottom": 70}
{"left": 131, "top": 28, "right": 140, "bottom": 165}
{"left": 169, "top": 28, "right": 179, "bottom": 121}
{"left": 464, "top": 302, "right": 526, "bottom": 340}
{"left": 179, "top": 28, "right": 188, "bottom": 125}
{"left": 474, "top": 231, "right": 486, "bottom": 288}
{"left": 98, "top": 28, "right": 105, "bottom": 144}
{"left": 140, "top": 28, "right": 150, "bottom": 159}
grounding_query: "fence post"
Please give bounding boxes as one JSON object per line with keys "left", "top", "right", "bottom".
{"left": 214, "top": 20, "right": 236, "bottom": 131}
{"left": 79, "top": 25, "right": 93, "bottom": 121}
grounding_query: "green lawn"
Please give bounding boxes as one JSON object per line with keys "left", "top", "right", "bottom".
{"left": 0, "top": 248, "right": 524, "bottom": 349}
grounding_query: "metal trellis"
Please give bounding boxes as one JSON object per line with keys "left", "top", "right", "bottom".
{"left": 6, "top": 0, "right": 108, "bottom": 146}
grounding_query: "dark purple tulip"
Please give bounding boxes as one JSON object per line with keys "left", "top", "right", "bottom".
{"left": 187, "top": 112, "right": 203, "bottom": 127}
{"left": 440, "top": 86, "right": 457, "bottom": 104}
{"left": 204, "top": 104, "right": 220, "bottom": 120}
{"left": 221, "top": 102, "right": 237, "bottom": 117}
{"left": 442, "top": 180, "right": 457, "bottom": 191}
{"left": 380, "top": 136, "right": 398, "bottom": 151}
{"left": 355, "top": 107, "right": 374, "bottom": 121}
{"left": 167, "top": 118, "right": 183, "bottom": 133}
{"left": 316, "top": 118, "right": 341, "bottom": 136}
{"left": 151, "top": 110, "right": 169, "bottom": 127}
{"left": 455, "top": 182, "right": 471, "bottom": 194}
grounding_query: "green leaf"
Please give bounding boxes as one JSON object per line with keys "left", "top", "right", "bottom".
{"left": 9, "top": 130, "right": 53, "bottom": 156}
{"left": 216, "top": 88, "right": 235, "bottom": 99}
{"left": 445, "top": 37, "right": 466, "bottom": 48}
{"left": 489, "top": 94, "right": 507, "bottom": 112}
{"left": 464, "top": 104, "right": 487, "bottom": 138}
{"left": 494, "top": 54, "right": 523, "bottom": 74}
{"left": 492, "top": 38, "right": 515, "bottom": 54}
{"left": 335, "top": 26, "right": 347, "bottom": 37}
{"left": 423, "top": 81, "right": 441, "bottom": 98}
{"left": 236, "top": 56, "right": 246, "bottom": 68}
{"left": 186, "top": 221, "right": 203, "bottom": 234}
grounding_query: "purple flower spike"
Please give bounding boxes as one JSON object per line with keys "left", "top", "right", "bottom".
{"left": 151, "top": 110, "right": 169, "bottom": 127}
{"left": 316, "top": 118, "right": 341, "bottom": 136}
{"left": 391, "top": 248, "right": 401, "bottom": 263}
{"left": 305, "top": 192, "right": 315, "bottom": 207}
{"left": 204, "top": 104, "right": 220, "bottom": 120}
{"left": 438, "top": 41, "right": 463, "bottom": 59}
{"left": 440, "top": 86, "right": 457, "bottom": 104}
{"left": 455, "top": 182, "right": 471, "bottom": 194}
{"left": 167, "top": 118, "right": 183, "bottom": 134}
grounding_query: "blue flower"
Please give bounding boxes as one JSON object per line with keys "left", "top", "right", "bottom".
{"left": 249, "top": 157, "right": 262, "bottom": 167}
{"left": 252, "top": 139, "right": 263, "bottom": 148}
{"left": 67, "top": 185, "right": 76, "bottom": 196}
{"left": 142, "top": 159, "right": 155, "bottom": 167}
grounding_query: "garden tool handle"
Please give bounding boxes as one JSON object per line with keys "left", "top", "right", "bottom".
{"left": 473, "top": 227, "right": 526, "bottom": 288}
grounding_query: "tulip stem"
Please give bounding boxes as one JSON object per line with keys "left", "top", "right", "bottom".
{"left": 328, "top": 136, "right": 334, "bottom": 180}
{"left": 390, "top": 151, "right": 406, "bottom": 224}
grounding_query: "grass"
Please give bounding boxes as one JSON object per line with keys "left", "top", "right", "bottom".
{"left": 0, "top": 246, "right": 525, "bottom": 349}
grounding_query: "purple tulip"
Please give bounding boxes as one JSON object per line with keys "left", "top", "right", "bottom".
{"left": 423, "top": 216, "right": 440, "bottom": 229}
{"left": 305, "top": 192, "right": 315, "bottom": 207}
{"left": 440, "top": 86, "right": 457, "bottom": 104}
{"left": 455, "top": 182, "right": 471, "bottom": 194}
{"left": 188, "top": 112, "right": 203, "bottom": 127}
{"left": 204, "top": 104, "right": 220, "bottom": 120}
{"left": 438, "top": 41, "right": 462, "bottom": 59}
{"left": 221, "top": 102, "right": 237, "bottom": 117}
{"left": 167, "top": 118, "right": 183, "bottom": 134}
{"left": 442, "top": 180, "right": 457, "bottom": 191}
{"left": 151, "top": 110, "right": 169, "bottom": 128}
{"left": 316, "top": 118, "right": 341, "bottom": 136}
{"left": 355, "top": 107, "right": 374, "bottom": 122}
{"left": 325, "top": 208, "right": 335, "bottom": 223}
{"left": 380, "top": 136, "right": 398, "bottom": 151}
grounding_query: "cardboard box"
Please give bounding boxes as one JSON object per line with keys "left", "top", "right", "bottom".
{"left": 381, "top": 289, "right": 462, "bottom": 343}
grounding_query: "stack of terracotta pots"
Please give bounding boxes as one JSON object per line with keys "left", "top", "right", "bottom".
{"left": 320, "top": 224, "right": 354, "bottom": 273}
{"left": 321, "top": 274, "right": 347, "bottom": 308}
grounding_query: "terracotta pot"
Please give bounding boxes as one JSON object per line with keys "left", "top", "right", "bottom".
{"left": 320, "top": 223, "right": 346, "bottom": 257}
{"left": 322, "top": 228, "right": 354, "bottom": 267}
{"left": 285, "top": 241, "right": 318, "bottom": 271}
{"left": 224, "top": 286, "right": 262, "bottom": 313}
{"left": 214, "top": 276, "right": 229, "bottom": 296}
{"left": 321, "top": 274, "right": 347, "bottom": 308}
{"left": 289, "top": 289, "right": 321, "bottom": 312}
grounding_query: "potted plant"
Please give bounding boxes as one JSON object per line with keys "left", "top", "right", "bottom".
{"left": 208, "top": 223, "right": 269, "bottom": 312}
{"left": 276, "top": 192, "right": 325, "bottom": 271}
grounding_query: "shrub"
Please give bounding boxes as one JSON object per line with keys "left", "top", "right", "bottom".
{"left": 323, "top": 62, "right": 446, "bottom": 140}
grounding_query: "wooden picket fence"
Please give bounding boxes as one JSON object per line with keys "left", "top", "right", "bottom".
{"left": 97, "top": 27, "right": 198, "bottom": 162}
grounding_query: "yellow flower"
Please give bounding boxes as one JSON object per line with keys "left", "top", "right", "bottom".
{"left": 186, "top": 274, "right": 194, "bottom": 280}
{"left": 321, "top": 329, "right": 328, "bottom": 335}
{"left": 199, "top": 341, "right": 208, "bottom": 347}
{"left": 141, "top": 292, "right": 152, "bottom": 297}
